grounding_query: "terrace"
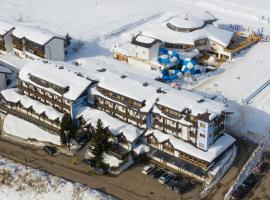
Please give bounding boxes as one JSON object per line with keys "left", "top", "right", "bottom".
{"left": 225, "top": 33, "right": 261, "bottom": 54}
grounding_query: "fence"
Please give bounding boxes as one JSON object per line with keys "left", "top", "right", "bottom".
{"left": 199, "top": 145, "right": 237, "bottom": 198}
{"left": 224, "top": 141, "right": 265, "bottom": 200}
{"left": 242, "top": 79, "right": 270, "bottom": 105}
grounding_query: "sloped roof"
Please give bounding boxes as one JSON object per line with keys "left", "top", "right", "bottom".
{"left": 0, "top": 21, "right": 14, "bottom": 36}
{"left": 12, "top": 25, "right": 64, "bottom": 45}
{"left": 19, "top": 60, "right": 93, "bottom": 101}
{"left": 146, "top": 129, "right": 235, "bottom": 163}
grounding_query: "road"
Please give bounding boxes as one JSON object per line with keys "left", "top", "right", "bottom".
{"left": 0, "top": 137, "right": 187, "bottom": 200}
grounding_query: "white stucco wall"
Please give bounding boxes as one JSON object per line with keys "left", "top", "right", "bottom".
{"left": 45, "top": 38, "right": 65, "bottom": 61}
{"left": 134, "top": 42, "right": 160, "bottom": 61}
{"left": 196, "top": 120, "right": 212, "bottom": 151}
{"left": 4, "top": 31, "right": 14, "bottom": 53}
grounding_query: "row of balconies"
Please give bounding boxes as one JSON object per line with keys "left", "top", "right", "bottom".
{"left": 147, "top": 138, "right": 209, "bottom": 169}
{"left": 20, "top": 86, "right": 70, "bottom": 113}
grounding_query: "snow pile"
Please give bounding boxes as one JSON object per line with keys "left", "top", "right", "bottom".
{"left": 3, "top": 114, "right": 60, "bottom": 145}
{"left": 0, "top": 155, "right": 116, "bottom": 200}
{"left": 133, "top": 144, "right": 150, "bottom": 155}
{"left": 102, "top": 152, "right": 122, "bottom": 167}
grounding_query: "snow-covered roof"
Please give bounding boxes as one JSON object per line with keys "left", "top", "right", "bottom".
{"left": 146, "top": 129, "right": 235, "bottom": 163}
{"left": 131, "top": 34, "right": 160, "bottom": 48}
{"left": 0, "top": 64, "right": 12, "bottom": 74}
{"left": 1, "top": 88, "right": 63, "bottom": 121}
{"left": 193, "top": 11, "right": 217, "bottom": 22}
{"left": 19, "top": 60, "right": 93, "bottom": 101}
{"left": 112, "top": 43, "right": 135, "bottom": 57}
{"left": 142, "top": 14, "right": 233, "bottom": 47}
{"left": 0, "top": 21, "right": 14, "bottom": 36}
{"left": 76, "top": 107, "right": 143, "bottom": 143}
{"left": 12, "top": 25, "right": 64, "bottom": 45}
{"left": 96, "top": 71, "right": 159, "bottom": 112}
{"left": 133, "top": 143, "right": 150, "bottom": 155}
{"left": 136, "top": 35, "right": 157, "bottom": 44}
{"left": 169, "top": 16, "right": 205, "bottom": 30}
{"left": 157, "top": 89, "right": 226, "bottom": 121}
{"left": 0, "top": 54, "right": 28, "bottom": 72}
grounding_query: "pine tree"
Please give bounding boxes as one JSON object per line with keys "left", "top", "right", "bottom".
{"left": 60, "top": 131, "right": 67, "bottom": 145}
{"left": 89, "top": 119, "right": 112, "bottom": 157}
{"left": 65, "top": 33, "right": 72, "bottom": 46}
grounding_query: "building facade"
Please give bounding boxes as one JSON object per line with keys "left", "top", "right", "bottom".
{"left": 0, "top": 22, "right": 15, "bottom": 54}
{"left": 152, "top": 101, "right": 225, "bottom": 151}
{"left": 93, "top": 85, "right": 150, "bottom": 129}
{"left": 1, "top": 60, "right": 94, "bottom": 131}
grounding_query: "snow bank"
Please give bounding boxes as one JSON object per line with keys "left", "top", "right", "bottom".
{"left": 3, "top": 114, "right": 60, "bottom": 145}
{"left": 102, "top": 152, "right": 122, "bottom": 167}
{"left": 0, "top": 155, "right": 116, "bottom": 200}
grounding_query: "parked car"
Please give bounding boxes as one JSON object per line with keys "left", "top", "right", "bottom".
{"left": 142, "top": 164, "right": 155, "bottom": 175}
{"left": 93, "top": 166, "right": 106, "bottom": 175}
{"left": 151, "top": 168, "right": 166, "bottom": 179}
{"left": 174, "top": 178, "right": 192, "bottom": 193}
{"left": 243, "top": 173, "right": 257, "bottom": 188}
{"left": 159, "top": 172, "right": 175, "bottom": 184}
{"left": 43, "top": 145, "right": 58, "bottom": 156}
{"left": 82, "top": 159, "right": 95, "bottom": 167}
{"left": 231, "top": 185, "right": 249, "bottom": 200}
{"left": 166, "top": 175, "right": 182, "bottom": 189}
{"left": 148, "top": 166, "right": 159, "bottom": 176}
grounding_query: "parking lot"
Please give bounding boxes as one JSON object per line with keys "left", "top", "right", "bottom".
{"left": 141, "top": 163, "right": 201, "bottom": 197}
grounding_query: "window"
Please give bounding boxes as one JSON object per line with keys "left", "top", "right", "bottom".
{"left": 200, "top": 133, "right": 205, "bottom": 138}
{"left": 200, "top": 122, "right": 206, "bottom": 128}
{"left": 199, "top": 143, "right": 204, "bottom": 149}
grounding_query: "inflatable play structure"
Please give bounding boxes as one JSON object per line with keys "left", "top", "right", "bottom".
{"left": 158, "top": 48, "right": 182, "bottom": 81}
{"left": 157, "top": 48, "right": 182, "bottom": 69}
{"left": 158, "top": 48, "right": 203, "bottom": 81}
{"left": 161, "top": 69, "right": 182, "bottom": 81}
{"left": 181, "top": 58, "right": 201, "bottom": 75}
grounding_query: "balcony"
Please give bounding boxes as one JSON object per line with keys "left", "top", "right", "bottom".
{"left": 153, "top": 120, "right": 180, "bottom": 133}
{"left": 20, "top": 86, "right": 70, "bottom": 111}
{"left": 13, "top": 40, "right": 24, "bottom": 51}
{"left": 97, "top": 102, "right": 145, "bottom": 124}
{"left": 25, "top": 47, "right": 45, "bottom": 58}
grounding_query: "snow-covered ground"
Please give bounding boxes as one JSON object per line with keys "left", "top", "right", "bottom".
{"left": 0, "top": 155, "right": 116, "bottom": 200}
{"left": 3, "top": 114, "right": 61, "bottom": 145}
{"left": 0, "top": 0, "right": 269, "bottom": 140}
{"left": 0, "top": 0, "right": 270, "bottom": 198}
